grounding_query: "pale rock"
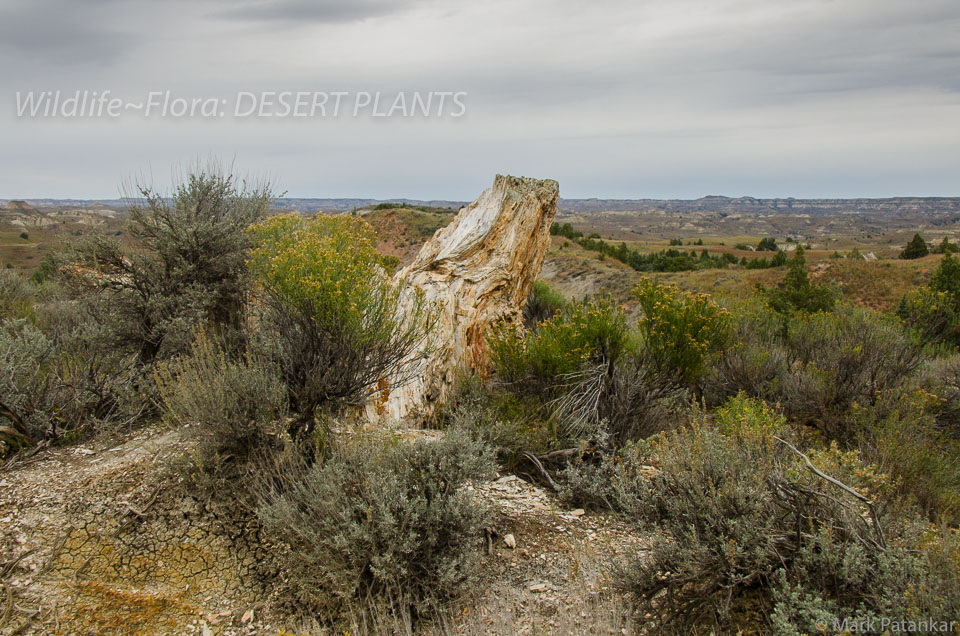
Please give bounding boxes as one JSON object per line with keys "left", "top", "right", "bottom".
{"left": 638, "top": 465, "right": 660, "bottom": 477}
{"left": 365, "top": 174, "right": 559, "bottom": 423}
{"left": 504, "top": 533, "right": 517, "bottom": 549}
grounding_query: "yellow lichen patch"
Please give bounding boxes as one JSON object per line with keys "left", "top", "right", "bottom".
{"left": 46, "top": 510, "right": 261, "bottom": 633}
{"left": 54, "top": 524, "right": 249, "bottom": 594}
{"left": 56, "top": 581, "right": 197, "bottom": 635}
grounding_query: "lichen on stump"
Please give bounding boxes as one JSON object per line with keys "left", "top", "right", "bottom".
{"left": 367, "top": 174, "right": 559, "bottom": 423}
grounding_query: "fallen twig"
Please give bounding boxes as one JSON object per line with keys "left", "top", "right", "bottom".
{"left": 520, "top": 451, "right": 558, "bottom": 491}
{"left": 0, "top": 401, "right": 34, "bottom": 447}
{"left": 113, "top": 485, "right": 163, "bottom": 537}
{"left": 0, "top": 550, "right": 35, "bottom": 581}
{"left": 774, "top": 436, "right": 886, "bottom": 550}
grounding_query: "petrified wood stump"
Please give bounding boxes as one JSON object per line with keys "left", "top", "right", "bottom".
{"left": 368, "top": 174, "right": 559, "bottom": 423}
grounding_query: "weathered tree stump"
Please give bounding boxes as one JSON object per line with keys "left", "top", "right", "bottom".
{"left": 368, "top": 174, "right": 559, "bottom": 423}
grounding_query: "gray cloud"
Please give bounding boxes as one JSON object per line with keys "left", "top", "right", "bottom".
{"left": 216, "top": 0, "right": 412, "bottom": 25}
{"left": 0, "top": 0, "right": 134, "bottom": 66}
{"left": 1, "top": 0, "right": 959, "bottom": 199}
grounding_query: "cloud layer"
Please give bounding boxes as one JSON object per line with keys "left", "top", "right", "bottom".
{"left": 1, "top": 0, "right": 958, "bottom": 199}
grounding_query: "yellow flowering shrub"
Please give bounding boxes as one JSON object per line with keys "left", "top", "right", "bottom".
{"left": 635, "top": 278, "right": 730, "bottom": 388}
{"left": 714, "top": 392, "right": 787, "bottom": 442}
{"left": 248, "top": 214, "right": 395, "bottom": 336}
{"left": 246, "top": 213, "right": 434, "bottom": 430}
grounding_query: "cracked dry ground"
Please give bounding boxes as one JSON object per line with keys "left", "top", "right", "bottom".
{"left": 0, "top": 428, "right": 648, "bottom": 635}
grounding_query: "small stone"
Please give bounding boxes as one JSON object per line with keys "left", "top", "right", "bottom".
{"left": 570, "top": 508, "right": 585, "bottom": 517}
{"left": 241, "top": 609, "right": 254, "bottom": 624}
{"left": 529, "top": 583, "right": 548, "bottom": 593}
{"left": 504, "top": 533, "right": 517, "bottom": 549}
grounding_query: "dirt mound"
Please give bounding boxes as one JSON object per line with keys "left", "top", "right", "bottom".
{"left": 1, "top": 201, "right": 38, "bottom": 214}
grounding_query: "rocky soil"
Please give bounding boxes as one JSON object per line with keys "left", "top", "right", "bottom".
{"left": 0, "top": 428, "right": 275, "bottom": 635}
{"left": 0, "top": 427, "right": 647, "bottom": 635}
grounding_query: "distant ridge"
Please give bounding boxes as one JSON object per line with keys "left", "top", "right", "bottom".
{"left": 2, "top": 200, "right": 38, "bottom": 212}
{"left": 0, "top": 198, "right": 467, "bottom": 213}
{"left": 2, "top": 196, "right": 960, "bottom": 217}
{"left": 556, "top": 196, "right": 960, "bottom": 216}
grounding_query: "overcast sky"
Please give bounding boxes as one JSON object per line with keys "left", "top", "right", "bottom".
{"left": 1, "top": 0, "right": 959, "bottom": 200}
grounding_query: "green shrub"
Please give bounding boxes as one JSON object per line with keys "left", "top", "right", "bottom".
{"left": 28, "top": 291, "right": 91, "bottom": 341}
{"left": 489, "top": 295, "right": 628, "bottom": 392}
{"left": 0, "top": 318, "right": 143, "bottom": 450}
{"left": 601, "top": 351, "right": 690, "bottom": 442}
{"left": 933, "top": 236, "right": 960, "bottom": 255}
{"left": 615, "top": 403, "right": 959, "bottom": 634}
{"left": 0, "top": 270, "right": 34, "bottom": 320}
{"left": 900, "top": 233, "right": 930, "bottom": 259}
{"left": 701, "top": 296, "right": 787, "bottom": 405}
{"left": 523, "top": 279, "right": 568, "bottom": 328}
{"left": 490, "top": 288, "right": 690, "bottom": 470}
{"left": 714, "top": 392, "right": 787, "bottom": 440}
{"left": 556, "top": 450, "right": 622, "bottom": 510}
{"left": 31, "top": 251, "right": 68, "bottom": 285}
{"left": 435, "top": 368, "right": 678, "bottom": 510}
{"left": 898, "top": 253, "right": 960, "bottom": 350}
{"left": 256, "top": 430, "right": 495, "bottom": 621}
{"left": 551, "top": 347, "right": 690, "bottom": 447}
{"left": 248, "top": 213, "right": 435, "bottom": 438}
{"left": 485, "top": 322, "right": 528, "bottom": 385}
{"left": 634, "top": 278, "right": 730, "bottom": 388}
{"left": 905, "top": 527, "right": 960, "bottom": 621}
{"left": 558, "top": 432, "right": 666, "bottom": 510}
{"left": 68, "top": 167, "right": 272, "bottom": 361}
{"left": 779, "top": 306, "right": 920, "bottom": 438}
{"left": 480, "top": 336, "right": 688, "bottom": 505}
{"left": 550, "top": 222, "right": 583, "bottom": 240}
{"left": 155, "top": 332, "right": 287, "bottom": 485}
{"left": 930, "top": 251, "right": 960, "bottom": 297}
{"left": 0, "top": 319, "right": 51, "bottom": 448}
{"left": 757, "top": 237, "right": 778, "bottom": 251}
{"left": 763, "top": 245, "right": 836, "bottom": 315}
{"left": 615, "top": 417, "right": 791, "bottom": 633}
{"left": 925, "top": 354, "right": 960, "bottom": 434}
{"left": 769, "top": 520, "right": 958, "bottom": 635}
{"left": 794, "top": 441, "right": 894, "bottom": 510}
{"left": 444, "top": 379, "right": 563, "bottom": 462}
{"left": 706, "top": 300, "right": 920, "bottom": 441}
{"left": 854, "top": 389, "right": 960, "bottom": 524}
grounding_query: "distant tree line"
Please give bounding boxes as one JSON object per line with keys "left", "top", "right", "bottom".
{"left": 550, "top": 222, "right": 787, "bottom": 273}
{"left": 901, "top": 233, "right": 960, "bottom": 259}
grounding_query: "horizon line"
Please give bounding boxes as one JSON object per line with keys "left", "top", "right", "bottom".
{"left": 4, "top": 193, "right": 960, "bottom": 204}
